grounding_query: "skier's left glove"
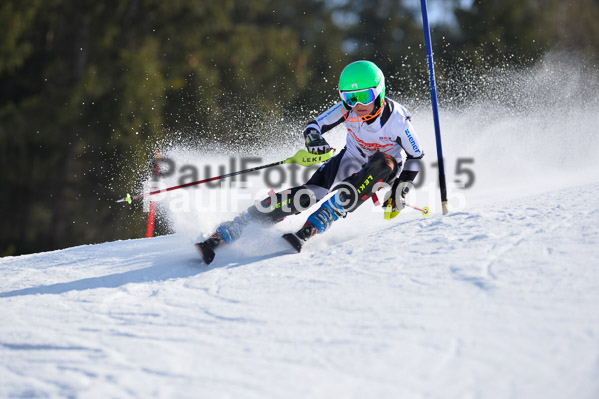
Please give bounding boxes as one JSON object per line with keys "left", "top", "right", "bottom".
{"left": 305, "top": 129, "right": 331, "bottom": 155}
{"left": 383, "top": 180, "right": 409, "bottom": 220}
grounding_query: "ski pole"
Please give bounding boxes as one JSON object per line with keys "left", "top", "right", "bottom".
{"left": 384, "top": 201, "right": 430, "bottom": 218}
{"left": 116, "top": 149, "right": 335, "bottom": 204}
{"left": 405, "top": 203, "right": 430, "bottom": 216}
{"left": 372, "top": 192, "right": 430, "bottom": 217}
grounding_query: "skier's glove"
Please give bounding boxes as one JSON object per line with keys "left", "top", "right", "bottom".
{"left": 305, "top": 129, "right": 331, "bottom": 155}
{"left": 383, "top": 180, "right": 410, "bottom": 220}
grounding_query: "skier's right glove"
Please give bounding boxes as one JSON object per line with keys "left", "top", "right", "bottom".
{"left": 383, "top": 180, "right": 410, "bottom": 220}
{"left": 305, "top": 129, "right": 331, "bottom": 155}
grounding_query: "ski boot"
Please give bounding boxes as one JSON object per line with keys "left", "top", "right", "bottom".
{"left": 195, "top": 212, "right": 252, "bottom": 264}
{"left": 282, "top": 193, "right": 347, "bottom": 253}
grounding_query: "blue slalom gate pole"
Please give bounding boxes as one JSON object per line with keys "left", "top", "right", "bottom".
{"left": 420, "top": 0, "right": 449, "bottom": 214}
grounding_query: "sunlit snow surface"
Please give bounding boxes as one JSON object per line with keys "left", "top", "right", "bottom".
{"left": 2, "top": 55, "right": 599, "bottom": 398}
{"left": 2, "top": 183, "right": 599, "bottom": 398}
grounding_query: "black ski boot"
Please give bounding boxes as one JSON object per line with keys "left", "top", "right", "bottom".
{"left": 195, "top": 233, "right": 224, "bottom": 264}
{"left": 282, "top": 223, "right": 318, "bottom": 253}
{"left": 282, "top": 192, "right": 346, "bottom": 253}
{"left": 195, "top": 211, "right": 253, "bottom": 264}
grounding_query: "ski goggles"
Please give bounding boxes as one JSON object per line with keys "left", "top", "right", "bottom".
{"left": 339, "top": 78, "right": 384, "bottom": 107}
{"left": 340, "top": 88, "right": 377, "bottom": 107}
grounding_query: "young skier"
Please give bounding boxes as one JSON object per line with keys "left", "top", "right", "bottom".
{"left": 196, "top": 60, "right": 424, "bottom": 264}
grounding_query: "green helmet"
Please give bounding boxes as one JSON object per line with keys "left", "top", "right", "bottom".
{"left": 338, "top": 60, "right": 386, "bottom": 109}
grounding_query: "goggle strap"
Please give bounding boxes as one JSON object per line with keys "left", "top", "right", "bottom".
{"left": 342, "top": 100, "right": 385, "bottom": 123}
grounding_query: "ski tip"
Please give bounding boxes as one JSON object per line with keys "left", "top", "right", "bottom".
{"left": 195, "top": 242, "right": 216, "bottom": 265}
{"left": 282, "top": 233, "right": 303, "bottom": 253}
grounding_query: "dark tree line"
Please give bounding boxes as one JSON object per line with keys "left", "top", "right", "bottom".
{"left": 1, "top": 0, "right": 598, "bottom": 256}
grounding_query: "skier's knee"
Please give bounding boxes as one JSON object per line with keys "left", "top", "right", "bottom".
{"left": 248, "top": 185, "right": 317, "bottom": 224}
{"left": 370, "top": 151, "right": 398, "bottom": 178}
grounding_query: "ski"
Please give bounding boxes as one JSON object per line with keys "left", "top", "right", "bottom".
{"left": 281, "top": 232, "right": 304, "bottom": 253}
{"left": 194, "top": 234, "right": 225, "bottom": 265}
{"left": 195, "top": 232, "right": 305, "bottom": 265}
{"left": 194, "top": 242, "right": 216, "bottom": 264}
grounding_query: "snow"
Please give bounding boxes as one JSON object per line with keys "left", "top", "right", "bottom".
{"left": 2, "top": 181, "right": 599, "bottom": 398}
{"left": 2, "top": 57, "right": 599, "bottom": 398}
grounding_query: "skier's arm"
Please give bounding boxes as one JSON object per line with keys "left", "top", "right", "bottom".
{"left": 389, "top": 155, "right": 420, "bottom": 206}
{"left": 303, "top": 102, "right": 346, "bottom": 154}
{"left": 303, "top": 101, "right": 346, "bottom": 137}
{"left": 383, "top": 119, "right": 425, "bottom": 216}
{"left": 398, "top": 156, "right": 421, "bottom": 183}
{"left": 395, "top": 119, "right": 424, "bottom": 184}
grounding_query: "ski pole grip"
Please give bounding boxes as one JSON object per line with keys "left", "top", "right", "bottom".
{"left": 286, "top": 149, "right": 335, "bottom": 167}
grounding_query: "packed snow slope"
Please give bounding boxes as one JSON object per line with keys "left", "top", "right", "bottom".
{"left": 2, "top": 183, "right": 599, "bottom": 398}
{"left": 2, "top": 55, "right": 599, "bottom": 398}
